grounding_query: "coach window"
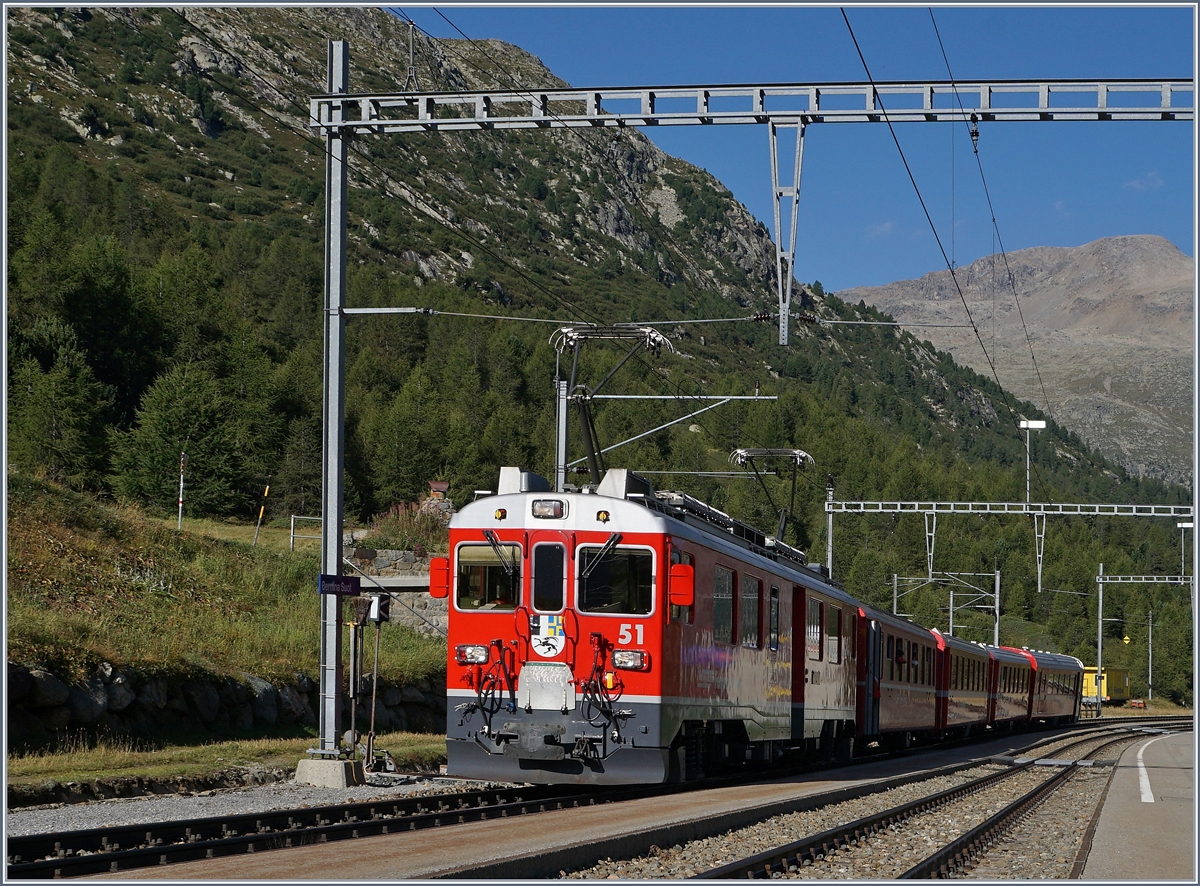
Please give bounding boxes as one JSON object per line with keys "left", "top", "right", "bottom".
{"left": 807, "top": 598, "right": 823, "bottom": 661}
{"left": 669, "top": 550, "right": 695, "bottom": 624}
{"left": 713, "top": 566, "right": 735, "bottom": 644}
{"left": 826, "top": 606, "right": 842, "bottom": 664}
{"left": 768, "top": 587, "right": 780, "bottom": 652}
{"left": 456, "top": 543, "right": 521, "bottom": 611}
{"left": 577, "top": 546, "right": 653, "bottom": 615}
{"left": 886, "top": 635, "right": 894, "bottom": 680}
{"left": 740, "top": 575, "right": 762, "bottom": 648}
{"left": 532, "top": 544, "right": 566, "bottom": 612}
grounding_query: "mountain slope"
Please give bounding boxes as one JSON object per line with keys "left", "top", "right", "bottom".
{"left": 837, "top": 236, "right": 1193, "bottom": 485}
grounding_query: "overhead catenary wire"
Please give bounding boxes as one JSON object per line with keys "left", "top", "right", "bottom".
{"left": 928, "top": 9, "right": 1057, "bottom": 425}
{"left": 840, "top": 8, "right": 1052, "bottom": 502}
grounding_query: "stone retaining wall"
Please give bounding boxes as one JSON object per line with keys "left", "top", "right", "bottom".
{"left": 6, "top": 661, "right": 447, "bottom": 751}
{"left": 343, "top": 546, "right": 448, "bottom": 637}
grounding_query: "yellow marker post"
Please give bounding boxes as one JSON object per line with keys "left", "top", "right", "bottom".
{"left": 253, "top": 485, "right": 270, "bottom": 546}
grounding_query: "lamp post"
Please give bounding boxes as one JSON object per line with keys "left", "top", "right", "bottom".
{"left": 1018, "top": 419, "right": 1046, "bottom": 504}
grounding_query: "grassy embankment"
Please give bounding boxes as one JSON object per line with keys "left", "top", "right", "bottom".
{"left": 7, "top": 470, "right": 446, "bottom": 684}
{"left": 7, "top": 471, "right": 451, "bottom": 777}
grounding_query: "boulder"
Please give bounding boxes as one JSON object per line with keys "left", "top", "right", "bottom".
{"left": 381, "top": 685, "right": 403, "bottom": 707}
{"left": 232, "top": 702, "right": 254, "bottom": 732}
{"left": 400, "top": 686, "right": 427, "bottom": 705}
{"left": 106, "top": 672, "right": 137, "bottom": 712}
{"left": 295, "top": 672, "right": 316, "bottom": 693}
{"left": 243, "top": 674, "right": 278, "bottom": 726}
{"left": 182, "top": 681, "right": 221, "bottom": 724}
{"left": 7, "top": 706, "right": 48, "bottom": 747}
{"left": 137, "top": 677, "right": 168, "bottom": 710}
{"left": 66, "top": 676, "right": 108, "bottom": 724}
{"left": 27, "top": 668, "right": 69, "bottom": 708}
{"left": 37, "top": 704, "right": 71, "bottom": 730}
{"left": 7, "top": 662, "right": 33, "bottom": 704}
{"left": 278, "top": 685, "right": 315, "bottom": 725}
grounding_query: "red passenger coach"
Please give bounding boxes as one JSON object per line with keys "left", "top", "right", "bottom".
{"left": 988, "top": 644, "right": 1035, "bottom": 728}
{"left": 1015, "top": 648, "right": 1085, "bottom": 725}
{"left": 932, "top": 630, "right": 991, "bottom": 737}
{"left": 855, "top": 606, "right": 937, "bottom": 748}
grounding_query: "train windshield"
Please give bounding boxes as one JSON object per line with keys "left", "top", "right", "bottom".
{"left": 577, "top": 547, "right": 653, "bottom": 615}
{"left": 456, "top": 544, "right": 521, "bottom": 611}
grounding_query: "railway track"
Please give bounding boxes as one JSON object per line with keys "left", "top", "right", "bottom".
{"left": 8, "top": 715, "right": 1188, "bottom": 880}
{"left": 688, "top": 723, "right": 1189, "bottom": 880}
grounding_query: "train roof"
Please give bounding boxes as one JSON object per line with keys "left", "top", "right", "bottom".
{"left": 930, "top": 628, "right": 992, "bottom": 657}
{"left": 1000, "top": 646, "right": 1085, "bottom": 671}
{"left": 454, "top": 467, "right": 846, "bottom": 595}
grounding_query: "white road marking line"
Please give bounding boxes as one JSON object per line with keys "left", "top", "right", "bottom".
{"left": 1137, "top": 734, "right": 1170, "bottom": 803}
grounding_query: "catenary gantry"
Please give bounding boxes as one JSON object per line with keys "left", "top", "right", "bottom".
{"left": 826, "top": 499, "right": 1195, "bottom": 592}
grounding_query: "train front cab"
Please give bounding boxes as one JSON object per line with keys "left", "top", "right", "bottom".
{"left": 432, "top": 485, "right": 690, "bottom": 785}
{"left": 856, "top": 606, "right": 937, "bottom": 749}
{"left": 931, "top": 630, "right": 989, "bottom": 737}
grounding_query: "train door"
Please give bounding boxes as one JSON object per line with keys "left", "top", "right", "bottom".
{"left": 790, "top": 584, "right": 805, "bottom": 740}
{"left": 863, "top": 619, "right": 881, "bottom": 736}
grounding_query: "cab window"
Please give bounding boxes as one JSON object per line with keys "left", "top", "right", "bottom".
{"left": 669, "top": 550, "right": 695, "bottom": 624}
{"left": 532, "top": 543, "right": 566, "bottom": 612}
{"left": 578, "top": 546, "right": 653, "bottom": 615}
{"left": 456, "top": 544, "right": 521, "bottom": 611}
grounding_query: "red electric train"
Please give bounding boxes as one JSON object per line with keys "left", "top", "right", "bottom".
{"left": 428, "top": 466, "right": 1084, "bottom": 785}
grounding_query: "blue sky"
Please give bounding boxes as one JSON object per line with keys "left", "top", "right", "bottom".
{"left": 397, "top": 4, "right": 1194, "bottom": 292}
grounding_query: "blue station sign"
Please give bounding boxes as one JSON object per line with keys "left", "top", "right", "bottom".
{"left": 318, "top": 574, "right": 361, "bottom": 596}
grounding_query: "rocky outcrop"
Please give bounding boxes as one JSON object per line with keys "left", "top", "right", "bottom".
{"left": 6, "top": 660, "right": 447, "bottom": 752}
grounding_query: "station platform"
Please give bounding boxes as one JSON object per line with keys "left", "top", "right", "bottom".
{"left": 1081, "top": 730, "right": 1194, "bottom": 880}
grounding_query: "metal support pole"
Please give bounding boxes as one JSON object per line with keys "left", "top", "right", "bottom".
{"left": 892, "top": 573, "right": 898, "bottom": 616}
{"left": 318, "top": 40, "right": 350, "bottom": 754}
{"left": 924, "top": 511, "right": 937, "bottom": 579}
{"left": 554, "top": 378, "right": 569, "bottom": 492}
{"left": 768, "top": 121, "right": 805, "bottom": 346}
{"left": 1025, "top": 426, "right": 1031, "bottom": 504}
{"left": 1148, "top": 608, "right": 1153, "bottom": 701}
{"left": 1033, "top": 513, "right": 1046, "bottom": 594}
{"left": 825, "top": 475, "right": 835, "bottom": 576}
{"left": 176, "top": 452, "right": 187, "bottom": 531}
{"left": 994, "top": 569, "right": 1001, "bottom": 647}
{"left": 948, "top": 587, "right": 955, "bottom": 637}
{"left": 1096, "top": 563, "right": 1104, "bottom": 717}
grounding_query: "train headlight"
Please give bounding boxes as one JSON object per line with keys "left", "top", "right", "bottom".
{"left": 532, "top": 499, "right": 565, "bottom": 518}
{"left": 455, "top": 644, "right": 490, "bottom": 665}
{"left": 612, "top": 649, "right": 649, "bottom": 671}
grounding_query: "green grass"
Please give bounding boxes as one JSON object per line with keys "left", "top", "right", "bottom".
{"left": 6, "top": 730, "right": 446, "bottom": 785}
{"left": 7, "top": 471, "right": 445, "bottom": 685}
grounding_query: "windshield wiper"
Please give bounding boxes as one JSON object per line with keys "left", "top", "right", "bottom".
{"left": 581, "top": 532, "right": 623, "bottom": 579}
{"left": 482, "top": 529, "right": 517, "bottom": 576}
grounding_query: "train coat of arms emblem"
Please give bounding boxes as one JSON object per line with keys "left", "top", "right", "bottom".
{"left": 530, "top": 615, "right": 565, "bottom": 657}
